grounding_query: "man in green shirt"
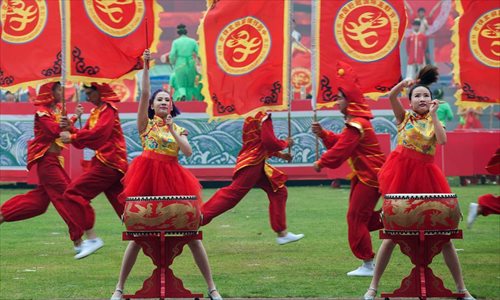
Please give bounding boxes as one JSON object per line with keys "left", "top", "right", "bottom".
{"left": 168, "top": 24, "right": 202, "bottom": 101}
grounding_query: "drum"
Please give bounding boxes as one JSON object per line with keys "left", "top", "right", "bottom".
{"left": 382, "top": 194, "right": 461, "bottom": 231}
{"left": 123, "top": 195, "right": 200, "bottom": 232}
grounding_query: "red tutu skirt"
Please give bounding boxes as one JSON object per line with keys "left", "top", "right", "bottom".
{"left": 378, "top": 146, "right": 451, "bottom": 195}
{"left": 122, "top": 150, "right": 202, "bottom": 202}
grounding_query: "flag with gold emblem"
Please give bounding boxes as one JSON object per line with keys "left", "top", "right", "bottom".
{"left": 110, "top": 78, "right": 138, "bottom": 102}
{"left": 198, "top": 0, "right": 291, "bottom": 119}
{"left": 314, "top": 0, "right": 406, "bottom": 108}
{"left": 0, "top": 0, "right": 62, "bottom": 91}
{"left": 1, "top": 0, "right": 162, "bottom": 91}
{"left": 452, "top": 0, "right": 500, "bottom": 107}
{"left": 67, "top": 0, "right": 162, "bottom": 83}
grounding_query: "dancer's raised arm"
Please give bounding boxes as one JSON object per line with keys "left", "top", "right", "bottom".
{"left": 388, "top": 79, "right": 412, "bottom": 124}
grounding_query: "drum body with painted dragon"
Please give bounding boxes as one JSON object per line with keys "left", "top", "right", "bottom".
{"left": 382, "top": 194, "right": 461, "bottom": 231}
{"left": 123, "top": 195, "right": 200, "bottom": 232}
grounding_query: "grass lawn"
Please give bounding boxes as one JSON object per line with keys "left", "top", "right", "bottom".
{"left": 0, "top": 184, "right": 498, "bottom": 299}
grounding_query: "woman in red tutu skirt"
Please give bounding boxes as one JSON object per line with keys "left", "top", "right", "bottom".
{"left": 110, "top": 50, "right": 222, "bottom": 300}
{"left": 363, "top": 66, "right": 474, "bottom": 300}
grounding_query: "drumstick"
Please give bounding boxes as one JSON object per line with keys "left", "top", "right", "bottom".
{"left": 167, "top": 97, "right": 173, "bottom": 130}
{"left": 168, "top": 97, "right": 173, "bottom": 117}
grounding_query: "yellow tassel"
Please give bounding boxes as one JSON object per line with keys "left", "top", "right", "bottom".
{"left": 57, "top": 155, "right": 65, "bottom": 168}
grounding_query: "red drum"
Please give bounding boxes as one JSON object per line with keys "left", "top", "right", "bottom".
{"left": 382, "top": 194, "right": 461, "bottom": 231}
{"left": 123, "top": 195, "right": 200, "bottom": 232}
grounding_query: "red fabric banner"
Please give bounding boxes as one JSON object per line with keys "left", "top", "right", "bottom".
{"left": 199, "top": 0, "right": 291, "bottom": 119}
{"left": 0, "top": 0, "right": 62, "bottom": 91}
{"left": 452, "top": 0, "right": 500, "bottom": 107}
{"left": 110, "top": 79, "right": 138, "bottom": 102}
{"left": 1, "top": 0, "right": 162, "bottom": 92}
{"left": 67, "top": 0, "right": 162, "bottom": 83}
{"left": 315, "top": 0, "right": 406, "bottom": 108}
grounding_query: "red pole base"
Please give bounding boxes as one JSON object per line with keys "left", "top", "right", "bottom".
{"left": 379, "top": 230, "right": 465, "bottom": 300}
{"left": 122, "top": 231, "right": 204, "bottom": 299}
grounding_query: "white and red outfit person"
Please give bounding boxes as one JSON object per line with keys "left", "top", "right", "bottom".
{"left": 405, "top": 19, "right": 427, "bottom": 80}
{"left": 201, "top": 111, "right": 304, "bottom": 245}
{"left": 312, "top": 61, "right": 384, "bottom": 276}
{"left": 60, "top": 83, "right": 128, "bottom": 259}
{"left": 0, "top": 83, "right": 81, "bottom": 243}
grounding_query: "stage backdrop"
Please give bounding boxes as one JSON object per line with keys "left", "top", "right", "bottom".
{"left": 1, "top": 101, "right": 498, "bottom": 184}
{"left": 0, "top": 101, "right": 398, "bottom": 183}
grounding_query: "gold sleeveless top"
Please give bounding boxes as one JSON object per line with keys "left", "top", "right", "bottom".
{"left": 397, "top": 111, "right": 441, "bottom": 155}
{"left": 140, "top": 116, "right": 188, "bottom": 157}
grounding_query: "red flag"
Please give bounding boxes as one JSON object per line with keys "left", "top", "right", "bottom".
{"left": 67, "top": 0, "right": 162, "bottom": 83}
{"left": 199, "top": 0, "right": 291, "bottom": 119}
{"left": 1, "top": 0, "right": 162, "bottom": 91}
{"left": 452, "top": 0, "right": 500, "bottom": 108}
{"left": 315, "top": 0, "right": 406, "bottom": 108}
{"left": 110, "top": 79, "right": 138, "bottom": 102}
{"left": 0, "top": 0, "right": 62, "bottom": 91}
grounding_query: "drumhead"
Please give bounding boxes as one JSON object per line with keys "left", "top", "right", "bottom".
{"left": 126, "top": 195, "right": 197, "bottom": 201}
{"left": 384, "top": 193, "right": 457, "bottom": 199}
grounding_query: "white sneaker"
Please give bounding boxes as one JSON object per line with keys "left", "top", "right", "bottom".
{"left": 347, "top": 265, "right": 374, "bottom": 277}
{"left": 110, "top": 288, "right": 123, "bottom": 300}
{"left": 74, "top": 245, "right": 82, "bottom": 254}
{"left": 276, "top": 232, "right": 304, "bottom": 245}
{"left": 467, "top": 203, "right": 478, "bottom": 229}
{"left": 74, "top": 238, "right": 104, "bottom": 259}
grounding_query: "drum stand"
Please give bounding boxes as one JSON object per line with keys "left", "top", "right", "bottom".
{"left": 122, "top": 231, "right": 204, "bottom": 300}
{"left": 380, "top": 229, "right": 465, "bottom": 300}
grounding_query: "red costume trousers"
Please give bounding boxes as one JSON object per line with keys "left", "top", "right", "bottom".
{"left": 62, "top": 157, "right": 124, "bottom": 241}
{"left": 201, "top": 161, "right": 287, "bottom": 233}
{"left": 0, "top": 153, "right": 81, "bottom": 240}
{"left": 347, "top": 176, "right": 383, "bottom": 260}
{"left": 478, "top": 194, "right": 500, "bottom": 216}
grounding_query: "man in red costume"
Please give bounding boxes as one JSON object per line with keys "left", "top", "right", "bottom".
{"left": 0, "top": 83, "right": 82, "bottom": 243}
{"left": 201, "top": 112, "right": 304, "bottom": 245}
{"left": 467, "top": 148, "right": 500, "bottom": 228}
{"left": 312, "top": 61, "right": 385, "bottom": 276}
{"left": 59, "top": 83, "right": 128, "bottom": 259}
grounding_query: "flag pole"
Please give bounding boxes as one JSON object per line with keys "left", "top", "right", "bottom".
{"left": 145, "top": 17, "right": 149, "bottom": 70}
{"left": 489, "top": 106, "right": 494, "bottom": 129}
{"left": 74, "top": 83, "right": 82, "bottom": 129}
{"left": 287, "top": 0, "right": 293, "bottom": 156}
{"left": 311, "top": 0, "right": 319, "bottom": 160}
{"left": 61, "top": 0, "right": 67, "bottom": 116}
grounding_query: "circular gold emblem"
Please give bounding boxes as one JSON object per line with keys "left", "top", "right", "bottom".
{"left": 1, "top": 0, "right": 47, "bottom": 44}
{"left": 216, "top": 17, "right": 270, "bottom": 75}
{"left": 469, "top": 9, "right": 500, "bottom": 68}
{"left": 111, "top": 82, "right": 131, "bottom": 102}
{"left": 292, "top": 67, "right": 311, "bottom": 92}
{"left": 334, "top": 0, "right": 400, "bottom": 62}
{"left": 84, "top": 0, "right": 144, "bottom": 37}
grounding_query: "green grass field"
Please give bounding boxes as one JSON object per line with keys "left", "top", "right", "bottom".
{"left": 0, "top": 184, "right": 498, "bottom": 299}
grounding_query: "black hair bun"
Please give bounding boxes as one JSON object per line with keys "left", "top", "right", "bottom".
{"left": 417, "top": 65, "right": 438, "bottom": 86}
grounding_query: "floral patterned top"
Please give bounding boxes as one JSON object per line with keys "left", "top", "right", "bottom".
{"left": 140, "top": 116, "right": 188, "bottom": 157}
{"left": 397, "top": 111, "right": 442, "bottom": 155}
